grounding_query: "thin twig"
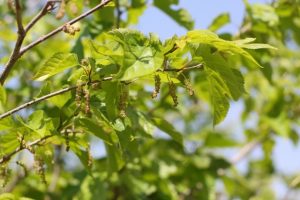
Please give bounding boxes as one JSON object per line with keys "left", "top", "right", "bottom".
{"left": 0, "top": 79, "right": 108, "bottom": 120}
{"left": 0, "top": 0, "right": 26, "bottom": 85}
{"left": 24, "top": 1, "right": 56, "bottom": 33}
{"left": 163, "top": 63, "right": 204, "bottom": 73}
{"left": 0, "top": 135, "right": 53, "bottom": 165}
{"left": 19, "top": 0, "right": 112, "bottom": 56}
{"left": 15, "top": 0, "right": 24, "bottom": 34}
{"left": 115, "top": 0, "right": 122, "bottom": 28}
{"left": 230, "top": 139, "right": 261, "bottom": 164}
{"left": 0, "top": 0, "right": 112, "bottom": 85}
{"left": 0, "top": 62, "right": 203, "bottom": 120}
{"left": 0, "top": 86, "right": 75, "bottom": 120}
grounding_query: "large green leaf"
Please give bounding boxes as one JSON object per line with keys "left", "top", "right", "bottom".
{"left": 109, "top": 29, "right": 164, "bottom": 81}
{"left": 153, "top": 0, "right": 194, "bottom": 30}
{"left": 33, "top": 53, "right": 79, "bottom": 81}
{"left": 186, "top": 30, "right": 275, "bottom": 67}
{"left": 197, "top": 47, "right": 245, "bottom": 100}
{"left": 206, "top": 69, "right": 230, "bottom": 125}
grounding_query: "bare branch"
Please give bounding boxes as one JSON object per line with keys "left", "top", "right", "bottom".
{"left": 0, "top": 135, "right": 53, "bottom": 165}
{"left": 15, "top": 0, "right": 24, "bottom": 35}
{"left": 115, "top": 0, "right": 122, "bottom": 28}
{"left": 24, "top": 1, "right": 57, "bottom": 33}
{"left": 0, "top": 78, "right": 110, "bottom": 120}
{"left": 230, "top": 139, "right": 261, "bottom": 164}
{"left": 19, "top": 0, "right": 112, "bottom": 56}
{"left": 0, "top": 0, "right": 112, "bottom": 85}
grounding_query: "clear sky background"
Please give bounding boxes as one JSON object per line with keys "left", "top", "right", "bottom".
{"left": 133, "top": 0, "right": 300, "bottom": 198}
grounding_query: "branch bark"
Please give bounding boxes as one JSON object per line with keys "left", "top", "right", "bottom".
{"left": 0, "top": 0, "right": 112, "bottom": 85}
{"left": 19, "top": 0, "right": 112, "bottom": 56}
{"left": 0, "top": 79, "right": 109, "bottom": 120}
{"left": 230, "top": 139, "right": 261, "bottom": 164}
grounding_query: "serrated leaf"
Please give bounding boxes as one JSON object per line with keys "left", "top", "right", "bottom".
{"left": 0, "top": 117, "right": 15, "bottom": 131}
{"left": 206, "top": 69, "right": 230, "bottom": 125}
{"left": 109, "top": 29, "right": 164, "bottom": 81}
{"left": 208, "top": 13, "right": 230, "bottom": 32}
{"left": 198, "top": 47, "right": 245, "bottom": 100}
{"left": 33, "top": 53, "right": 79, "bottom": 81}
{"left": 151, "top": 118, "right": 183, "bottom": 145}
{"left": 187, "top": 30, "right": 263, "bottom": 67}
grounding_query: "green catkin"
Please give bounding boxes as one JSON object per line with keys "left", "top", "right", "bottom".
{"left": 34, "top": 154, "right": 47, "bottom": 184}
{"left": 184, "top": 78, "right": 194, "bottom": 96}
{"left": 118, "top": 88, "right": 128, "bottom": 118}
{"left": 16, "top": 161, "right": 28, "bottom": 176}
{"left": 152, "top": 74, "right": 161, "bottom": 99}
{"left": 0, "top": 165, "right": 11, "bottom": 187}
{"left": 84, "top": 89, "right": 91, "bottom": 117}
{"left": 76, "top": 81, "right": 83, "bottom": 110}
{"left": 168, "top": 81, "right": 178, "bottom": 107}
{"left": 87, "top": 143, "right": 93, "bottom": 168}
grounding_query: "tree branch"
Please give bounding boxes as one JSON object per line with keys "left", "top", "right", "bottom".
{"left": 0, "top": 135, "right": 53, "bottom": 165}
{"left": 15, "top": 0, "right": 24, "bottom": 34}
{"left": 0, "top": 61, "right": 203, "bottom": 120}
{"left": 115, "top": 0, "right": 122, "bottom": 28}
{"left": 230, "top": 139, "right": 261, "bottom": 164}
{"left": 0, "top": 0, "right": 26, "bottom": 85}
{"left": 24, "top": 1, "right": 57, "bottom": 33}
{"left": 0, "top": 0, "right": 112, "bottom": 85}
{"left": 19, "top": 0, "right": 112, "bottom": 56}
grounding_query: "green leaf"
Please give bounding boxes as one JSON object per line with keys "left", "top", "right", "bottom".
{"left": 186, "top": 30, "right": 263, "bottom": 67}
{"left": 109, "top": 29, "right": 164, "bottom": 81}
{"left": 208, "top": 13, "right": 230, "bottom": 32}
{"left": 48, "top": 90, "right": 71, "bottom": 108}
{"left": 33, "top": 53, "right": 79, "bottom": 81}
{"left": 28, "top": 110, "right": 44, "bottom": 130}
{"left": 197, "top": 47, "right": 245, "bottom": 100}
{"left": 153, "top": 0, "right": 194, "bottom": 30}
{"left": 204, "top": 132, "right": 238, "bottom": 147}
{"left": 0, "top": 117, "right": 15, "bottom": 131}
{"left": 233, "top": 38, "right": 277, "bottom": 50}
{"left": 105, "top": 143, "right": 125, "bottom": 172}
{"left": 69, "top": 141, "right": 92, "bottom": 174}
{"left": 151, "top": 118, "right": 183, "bottom": 145}
{"left": 206, "top": 69, "right": 230, "bottom": 125}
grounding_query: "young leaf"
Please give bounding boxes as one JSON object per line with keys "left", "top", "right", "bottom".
{"left": 187, "top": 30, "right": 264, "bottom": 67}
{"left": 206, "top": 69, "right": 230, "bottom": 125}
{"left": 109, "top": 29, "right": 164, "bottom": 81}
{"left": 33, "top": 53, "right": 79, "bottom": 81}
